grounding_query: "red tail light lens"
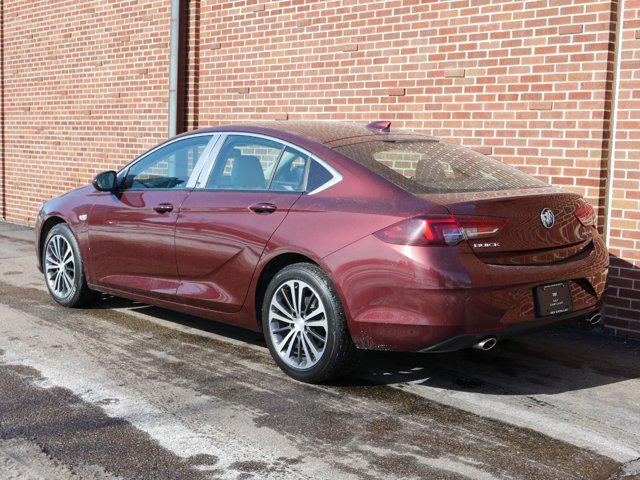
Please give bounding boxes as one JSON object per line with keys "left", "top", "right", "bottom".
{"left": 575, "top": 202, "right": 595, "bottom": 227}
{"left": 374, "top": 215, "right": 507, "bottom": 246}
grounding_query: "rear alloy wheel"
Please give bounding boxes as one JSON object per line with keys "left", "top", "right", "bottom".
{"left": 262, "top": 263, "right": 358, "bottom": 383}
{"left": 268, "top": 279, "right": 328, "bottom": 370}
{"left": 43, "top": 223, "right": 95, "bottom": 308}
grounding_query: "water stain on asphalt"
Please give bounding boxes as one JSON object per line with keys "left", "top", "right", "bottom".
{"left": 0, "top": 364, "right": 207, "bottom": 480}
{"left": 187, "top": 453, "right": 219, "bottom": 466}
{"left": 229, "top": 457, "right": 307, "bottom": 479}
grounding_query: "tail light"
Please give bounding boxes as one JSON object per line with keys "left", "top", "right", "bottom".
{"left": 575, "top": 202, "right": 596, "bottom": 227}
{"left": 374, "top": 215, "right": 507, "bottom": 247}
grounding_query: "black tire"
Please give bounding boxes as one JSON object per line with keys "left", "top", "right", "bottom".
{"left": 261, "top": 262, "right": 359, "bottom": 383}
{"left": 42, "top": 223, "right": 95, "bottom": 308}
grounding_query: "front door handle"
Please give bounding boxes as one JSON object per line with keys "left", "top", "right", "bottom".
{"left": 249, "top": 202, "right": 277, "bottom": 214}
{"left": 154, "top": 203, "right": 174, "bottom": 213}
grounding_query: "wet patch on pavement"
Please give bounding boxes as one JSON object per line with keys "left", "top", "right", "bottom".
{"left": 0, "top": 364, "right": 207, "bottom": 480}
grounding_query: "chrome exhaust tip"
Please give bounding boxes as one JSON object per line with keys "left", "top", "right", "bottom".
{"left": 586, "top": 312, "right": 602, "bottom": 326}
{"left": 473, "top": 336, "right": 497, "bottom": 351}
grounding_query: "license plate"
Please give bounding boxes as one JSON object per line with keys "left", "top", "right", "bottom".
{"left": 534, "top": 282, "right": 573, "bottom": 316}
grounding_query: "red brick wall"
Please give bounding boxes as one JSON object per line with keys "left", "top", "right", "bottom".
{"left": 603, "top": 0, "right": 640, "bottom": 339}
{"left": 1, "top": 0, "right": 171, "bottom": 225}
{"left": 187, "top": 0, "right": 614, "bottom": 221}
{"left": 1, "top": 0, "right": 639, "bottom": 338}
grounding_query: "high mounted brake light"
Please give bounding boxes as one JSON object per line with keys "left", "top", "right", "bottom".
{"left": 374, "top": 215, "right": 508, "bottom": 246}
{"left": 366, "top": 121, "right": 391, "bottom": 132}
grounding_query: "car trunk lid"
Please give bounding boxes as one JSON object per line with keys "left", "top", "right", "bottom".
{"left": 419, "top": 187, "right": 594, "bottom": 265}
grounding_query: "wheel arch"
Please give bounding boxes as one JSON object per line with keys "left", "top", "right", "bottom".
{"left": 254, "top": 252, "right": 320, "bottom": 329}
{"left": 38, "top": 215, "right": 68, "bottom": 262}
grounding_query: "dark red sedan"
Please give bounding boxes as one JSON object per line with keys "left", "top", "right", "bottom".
{"left": 36, "top": 121, "right": 608, "bottom": 382}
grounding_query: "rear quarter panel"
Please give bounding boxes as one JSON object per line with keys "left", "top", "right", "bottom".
{"left": 258, "top": 160, "right": 451, "bottom": 332}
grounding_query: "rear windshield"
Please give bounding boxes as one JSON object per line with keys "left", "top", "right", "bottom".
{"left": 334, "top": 140, "right": 546, "bottom": 194}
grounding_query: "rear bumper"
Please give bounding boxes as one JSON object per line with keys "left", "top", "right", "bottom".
{"left": 420, "top": 304, "right": 601, "bottom": 352}
{"left": 323, "top": 232, "right": 609, "bottom": 352}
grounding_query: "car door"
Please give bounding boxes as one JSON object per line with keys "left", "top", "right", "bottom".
{"left": 87, "top": 134, "right": 216, "bottom": 297}
{"left": 174, "top": 134, "right": 308, "bottom": 312}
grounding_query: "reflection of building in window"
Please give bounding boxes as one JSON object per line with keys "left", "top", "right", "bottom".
{"left": 221, "top": 144, "right": 282, "bottom": 178}
{"left": 373, "top": 150, "right": 423, "bottom": 177}
{"left": 336, "top": 140, "right": 546, "bottom": 194}
{"left": 124, "top": 136, "right": 211, "bottom": 189}
{"left": 142, "top": 144, "right": 206, "bottom": 180}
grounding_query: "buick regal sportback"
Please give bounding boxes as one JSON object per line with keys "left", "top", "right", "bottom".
{"left": 36, "top": 121, "right": 608, "bottom": 382}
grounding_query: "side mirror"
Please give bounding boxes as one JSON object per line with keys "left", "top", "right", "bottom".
{"left": 92, "top": 171, "right": 117, "bottom": 192}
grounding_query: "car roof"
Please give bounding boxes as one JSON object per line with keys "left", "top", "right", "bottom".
{"left": 184, "top": 121, "right": 436, "bottom": 148}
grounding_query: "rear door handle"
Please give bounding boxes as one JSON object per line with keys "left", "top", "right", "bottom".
{"left": 249, "top": 202, "right": 277, "bottom": 214}
{"left": 154, "top": 203, "right": 174, "bottom": 213}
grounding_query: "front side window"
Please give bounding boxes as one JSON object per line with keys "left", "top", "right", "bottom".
{"left": 122, "top": 135, "right": 212, "bottom": 190}
{"left": 334, "top": 140, "right": 546, "bottom": 194}
{"left": 206, "top": 135, "right": 285, "bottom": 191}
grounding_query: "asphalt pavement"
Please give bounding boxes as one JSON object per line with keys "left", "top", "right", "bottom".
{"left": 1, "top": 221, "right": 639, "bottom": 479}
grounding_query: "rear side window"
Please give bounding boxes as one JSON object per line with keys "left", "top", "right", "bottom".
{"left": 206, "top": 135, "right": 284, "bottom": 190}
{"left": 205, "top": 134, "right": 339, "bottom": 194}
{"left": 334, "top": 140, "right": 546, "bottom": 194}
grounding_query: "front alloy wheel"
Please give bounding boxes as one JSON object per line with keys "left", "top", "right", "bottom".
{"left": 45, "top": 234, "right": 76, "bottom": 299}
{"left": 42, "top": 223, "right": 95, "bottom": 308}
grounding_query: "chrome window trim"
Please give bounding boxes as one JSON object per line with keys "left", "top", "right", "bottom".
{"left": 186, "top": 134, "right": 222, "bottom": 188}
{"left": 119, "top": 133, "right": 218, "bottom": 190}
{"left": 193, "top": 131, "right": 343, "bottom": 194}
{"left": 193, "top": 133, "right": 229, "bottom": 189}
